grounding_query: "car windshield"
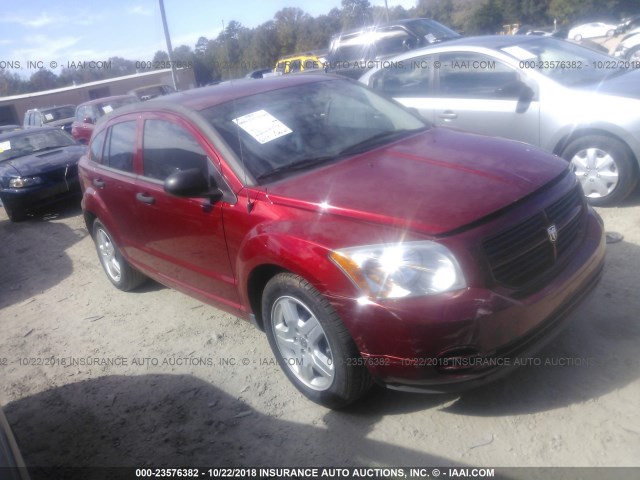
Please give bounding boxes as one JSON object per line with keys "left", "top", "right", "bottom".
{"left": 41, "top": 106, "right": 75, "bottom": 123}
{"left": 96, "top": 97, "right": 138, "bottom": 117}
{"left": 0, "top": 130, "right": 76, "bottom": 162}
{"left": 501, "top": 37, "right": 627, "bottom": 86}
{"left": 200, "top": 79, "right": 428, "bottom": 183}
{"left": 406, "top": 19, "right": 461, "bottom": 42}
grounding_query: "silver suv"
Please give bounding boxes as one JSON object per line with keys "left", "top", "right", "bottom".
{"left": 23, "top": 105, "right": 76, "bottom": 133}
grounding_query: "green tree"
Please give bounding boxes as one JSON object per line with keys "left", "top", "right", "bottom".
{"left": 29, "top": 69, "right": 58, "bottom": 91}
{"left": 466, "top": 0, "right": 505, "bottom": 34}
{"left": 341, "top": 0, "right": 372, "bottom": 29}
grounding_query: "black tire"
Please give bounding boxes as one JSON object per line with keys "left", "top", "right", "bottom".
{"left": 561, "top": 135, "right": 638, "bottom": 206}
{"left": 92, "top": 220, "right": 146, "bottom": 291}
{"left": 262, "top": 272, "right": 373, "bottom": 408}
{"left": 2, "top": 201, "right": 27, "bottom": 222}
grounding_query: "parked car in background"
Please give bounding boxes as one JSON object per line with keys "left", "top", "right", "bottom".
{"left": 79, "top": 74, "right": 604, "bottom": 408}
{"left": 245, "top": 68, "right": 275, "bottom": 79}
{"left": 0, "top": 406, "right": 30, "bottom": 480}
{"left": 274, "top": 52, "right": 327, "bottom": 74}
{"left": 23, "top": 105, "right": 75, "bottom": 133}
{"left": 567, "top": 22, "right": 617, "bottom": 41}
{"left": 613, "top": 29, "right": 640, "bottom": 61}
{"left": 128, "top": 84, "right": 175, "bottom": 101}
{"left": 616, "top": 14, "right": 640, "bottom": 35}
{"left": 327, "top": 18, "right": 461, "bottom": 78}
{"left": 0, "top": 125, "right": 21, "bottom": 134}
{"left": 0, "top": 127, "right": 86, "bottom": 221}
{"left": 71, "top": 95, "right": 139, "bottom": 144}
{"left": 360, "top": 35, "right": 640, "bottom": 205}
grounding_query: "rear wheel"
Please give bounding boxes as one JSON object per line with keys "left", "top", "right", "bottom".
{"left": 574, "top": 34, "right": 583, "bottom": 41}
{"left": 262, "top": 272, "right": 372, "bottom": 408}
{"left": 562, "top": 135, "right": 638, "bottom": 206}
{"left": 92, "top": 220, "right": 146, "bottom": 291}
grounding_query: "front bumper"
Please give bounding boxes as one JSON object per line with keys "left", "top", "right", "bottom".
{"left": 0, "top": 176, "right": 80, "bottom": 212}
{"left": 331, "top": 206, "right": 606, "bottom": 392}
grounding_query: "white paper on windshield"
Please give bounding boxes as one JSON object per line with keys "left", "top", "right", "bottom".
{"left": 502, "top": 46, "right": 538, "bottom": 61}
{"left": 102, "top": 105, "right": 114, "bottom": 114}
{"left": 44, "top": 113, "right": 54, "bottom": 121}
{"left": 232, "top": 110, "right": 292, "bottom": 144}
{"left": 0, "top": 141, "right": 11, "bottom": 153}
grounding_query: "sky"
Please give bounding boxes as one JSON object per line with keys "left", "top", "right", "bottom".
{"left": 0, "top": 0, "right": 417, "bottom": 77}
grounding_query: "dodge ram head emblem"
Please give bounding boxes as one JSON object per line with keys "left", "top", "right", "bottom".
{"left": 547, "top": 224, "right": 558, "bottom": 243}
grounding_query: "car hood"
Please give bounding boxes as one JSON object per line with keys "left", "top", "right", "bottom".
{"left": 578, "top": 69, "right": 640, "bottom": 98}
{"left": 3, "top": 145, "right": 87, "bottom": 177}
{"left": 264, "top": 128, "right": 567, "bottom": 236}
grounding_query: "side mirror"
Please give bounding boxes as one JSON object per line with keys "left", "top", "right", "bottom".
{"left": 164, "top": 168, "right": 223, "bottom": 202}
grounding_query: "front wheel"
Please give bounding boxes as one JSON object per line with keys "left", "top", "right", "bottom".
{"left": 92, "top": 220, "right": 146, "bottom": 291}
{"left": 262, "top": 272, "right": 372, "bottom": 408}
{"left": 2, "top": 201, "right": 27, "bottom": 222}
{"left": 562, "top": 135, "right": 638, "bottom": 206}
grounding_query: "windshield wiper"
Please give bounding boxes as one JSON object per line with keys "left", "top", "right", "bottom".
{"left": 257, "top": 155, "right": 339, "bottom": 182}
{"left": 338, "top": 128, "right": 428, "bottom": 157}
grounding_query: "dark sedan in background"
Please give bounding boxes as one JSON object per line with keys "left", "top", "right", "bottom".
{"left": 0, "top": 127, "right": 87, "bottom": 221}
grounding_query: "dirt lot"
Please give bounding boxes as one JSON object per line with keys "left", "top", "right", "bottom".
{"left": 1, "top": 185, "right": 640, "bottom": 477}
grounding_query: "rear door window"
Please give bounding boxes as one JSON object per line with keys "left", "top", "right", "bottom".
{"left": 105, "top": 121, "right": 136, "bottom": 172}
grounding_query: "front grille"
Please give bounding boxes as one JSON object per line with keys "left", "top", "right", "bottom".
{"left": 483, "top": 186, "right": 584, "bottom": 288}
{"left": 43, "top": 164, "right": 78, "bottom": 183}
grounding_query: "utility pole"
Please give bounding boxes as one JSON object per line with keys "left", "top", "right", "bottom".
{"left": 159, "top": 0, "right": 179, "bottom": 91}
{"left": 385, "top": 0, "right": 390, "bottom": 23}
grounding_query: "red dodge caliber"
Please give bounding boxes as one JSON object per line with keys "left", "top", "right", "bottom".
{"left": 79, "top": 74, "right": 605, "bottom": 408}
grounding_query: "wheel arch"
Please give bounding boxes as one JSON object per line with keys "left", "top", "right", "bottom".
{"left": 552, "top": 127, "right": 639, "bottom": 172}
{"left": 246, "top": 263, "right": 287, "bottom": 331}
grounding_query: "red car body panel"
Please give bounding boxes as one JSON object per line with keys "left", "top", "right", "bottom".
{"left": 264, "top": 128, "right": 566, "bottom": 235}
{"left": 79, "top": 75, "right": 605, "bottom": 391}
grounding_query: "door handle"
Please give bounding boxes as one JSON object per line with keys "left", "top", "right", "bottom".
{"left": 136, "top": 192, "right": 155, "bottom": 205}
{"left": 93, "top": 178, "right": 105, "bottom": 189}
{"left": 438, "top": 111, "right": 458, "bottom": 120}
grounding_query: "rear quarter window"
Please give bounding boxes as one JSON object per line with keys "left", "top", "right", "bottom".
{"left": 89, "top": 130, "right": 107, "bottom": 164}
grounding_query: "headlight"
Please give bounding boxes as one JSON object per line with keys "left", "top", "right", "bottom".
{"left": 9, "top": 176, "right": 43, "bottom": 188}
{"left": 329, "top": 241, "right": 466, "bottom": 299}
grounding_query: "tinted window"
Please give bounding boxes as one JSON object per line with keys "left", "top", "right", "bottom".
{"left": 375, "top": 27, "right": 414, "bottom": 56}
{"left": 41, "top": 106, "right": 75, "bottom": 123}
{"left": 371, "top": 55, "right": 433, "bottom": 97}
{"left": 142, "top": 120, "right": 208, "bottom": 181}
{"left": 90, "top": 130, "right": 107, "bottom": 164}
{"left": 105, "top": 121, "right": 136, "bottom": 172}
{"left": 438, "top": 53, "right": 520, "bottom": 99}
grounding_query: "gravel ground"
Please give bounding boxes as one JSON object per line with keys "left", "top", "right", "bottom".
{"left": 1, "top": 184, "right": 639, "bottom": 478}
